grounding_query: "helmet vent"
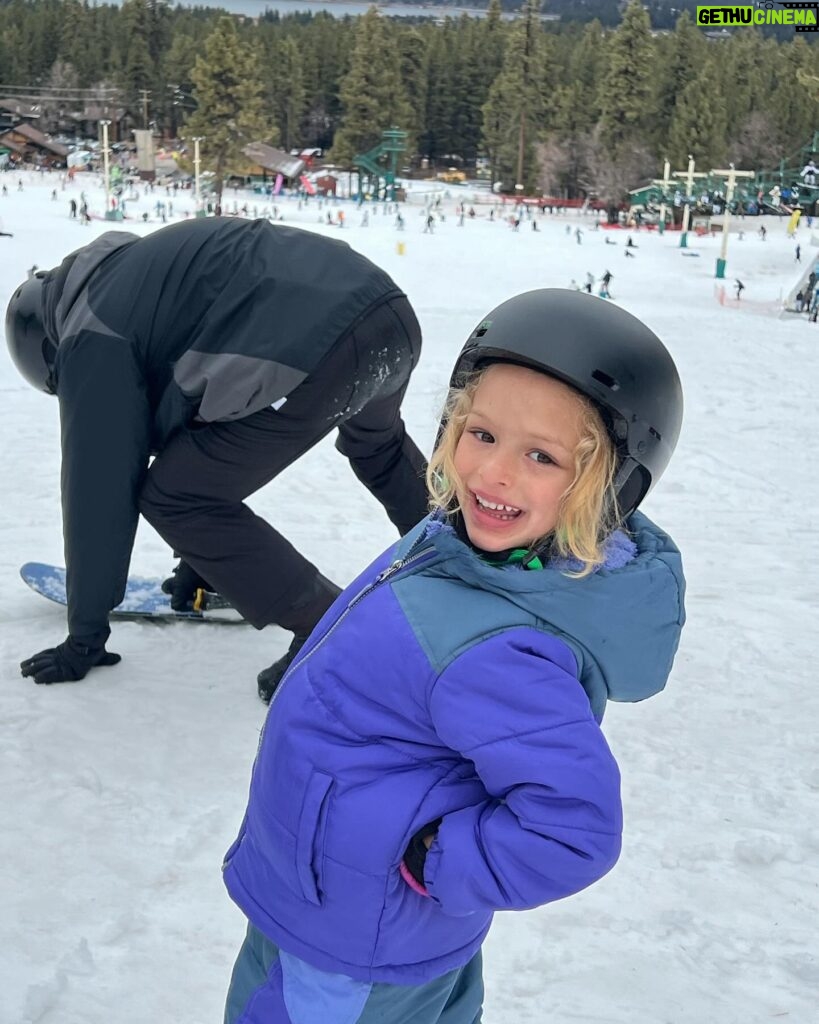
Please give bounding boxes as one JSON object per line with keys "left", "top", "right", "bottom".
{"left": 475, "top": 320, "right": 492, "bottom": 337}
{"left": 649, "top": 426, "right": 662, "bottom": 441}
{"left": 591, "top": 369, "right": 620, "bottom": 391}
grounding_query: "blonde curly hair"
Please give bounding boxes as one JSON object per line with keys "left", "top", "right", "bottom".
{"left": 426, "top": 366, "right": 621, "bottom": 576}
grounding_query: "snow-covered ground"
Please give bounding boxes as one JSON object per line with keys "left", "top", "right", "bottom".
{"left": 1, "top": 170, "right": 817, "bottom": 1024}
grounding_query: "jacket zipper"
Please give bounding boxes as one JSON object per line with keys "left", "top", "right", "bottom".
{"left": 267, "top": 537, "right": 436, "bottom": 711}
{"left": 224, "top": 531, "right": 439, "bottom": 872}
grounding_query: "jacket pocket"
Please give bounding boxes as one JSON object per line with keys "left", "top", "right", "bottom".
{"left": 295, "top": 770, "right": 334, "bottom": 906}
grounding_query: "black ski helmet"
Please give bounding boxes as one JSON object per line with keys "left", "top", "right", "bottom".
{"left": 5, "top": 272, "right": 57, "bottom": 394}
{"left": 451, "top": 289, "right": 683, "bottom": 517}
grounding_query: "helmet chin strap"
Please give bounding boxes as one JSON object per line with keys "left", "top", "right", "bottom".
{"left": 613, "top": 457, "right": 645, "bottom": 518}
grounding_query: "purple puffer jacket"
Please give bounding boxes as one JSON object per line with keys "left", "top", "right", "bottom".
{"left": 223, "top": 512, "right": 685, "bottom": 985}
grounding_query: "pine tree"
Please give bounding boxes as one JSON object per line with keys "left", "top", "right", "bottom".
{"left": 716, "top": 29, "right": 771, "bottom": 145}
{"left": 598, "top": 0, "right": 655, "bottom": 157}
{"left": 331, "top": 8, "right": 413, "bottom": 165}
{"left": 666, "top": 61, "right": 728, "bottom": 168}
{"left": 652, "top": 11, "right": 705, "bottom": 157}
{"left": 481, "top": 0, "right": 547, "bottom": 192}
{"left": 161, "top": 32, "right": 198, "bottom": 137}
{"left": 183, "top": 16, "right": 277, "bottom": 204}
{"left": 546, "top": 21, "right": 606, "bottom": 197}
{"left": 397, "top": 27, "right": 427, "bottom": 153}
{"left": 420, "top": 27, "right": 452, "bottom": 165}
{"left": 483, "top": 0, "right": 504, "bottom": 54}
{"left": 27, "top": 0, "right": 62, "bottom": 81}
{"left": 767, "top": 37, "right": 819, "bottom": 153}
{"left": 59, "top": 0, "right": 97, "bottom": 86}
{"left": 267, "top": 36, "right": 307, "bottom": 153}
{"left": 117, "top": 0, "right": 157, "bottom": 123}
{"left": 297, "top": 13, "right": 352, "bottom": 149}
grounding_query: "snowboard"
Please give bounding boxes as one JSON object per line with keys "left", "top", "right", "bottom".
{"left": 20, "top": 562, "right": 244, "bottom": 622}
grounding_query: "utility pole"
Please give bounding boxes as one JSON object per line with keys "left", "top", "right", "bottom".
{"left": 141, "top": 89, "right": 150, "bottom": 129}
{"left": 192, "top": 136, "right": 205, "bottom": 211}
{"left": 672, "top": 155, "right": 708, "bottom": 249}
{"left": 516, "top": 110, "right": 525, "bottom": 193}
{"left": 710, "top": 164, "right": 755, "bottom": 279}
{"left": 100, "top": 119, "right": 112, "bottom": 217}
{"left": 651, "top": 159, "right": 672, "bottom": 236}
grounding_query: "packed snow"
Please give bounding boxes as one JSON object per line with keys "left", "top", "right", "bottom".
{"left": 1, "top": 171, "right": 817, "bottom": 1024}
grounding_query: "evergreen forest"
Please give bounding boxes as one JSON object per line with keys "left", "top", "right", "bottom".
{"left": 1, "top": 0, "right": 818, "bottom": 198}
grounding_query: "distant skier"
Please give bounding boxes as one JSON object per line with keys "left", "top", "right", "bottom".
{"left": 759, "top": 225, "right": 767, "bottom": 241}
{"left": 7, "top": 219, "right": 429, "bottom": 697}
{"left": 795, "top": 244, "right": 801, "bottom": 263}
{"left": 735, "top": 279, "right": 745, "bottom": 300}
{"left": 584, "top": 272, "right": 594, "bottom": 294}
{"left": 801, "top": 159, "right": 817, "bottom": 187}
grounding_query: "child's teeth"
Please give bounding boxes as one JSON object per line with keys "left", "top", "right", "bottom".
{"left": 477, "top": 495, "right": 520, "bottom": 513}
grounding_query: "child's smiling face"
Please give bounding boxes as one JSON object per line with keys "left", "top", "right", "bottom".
{"left": 453, "top": 363, "right": 586, "bottom": 552}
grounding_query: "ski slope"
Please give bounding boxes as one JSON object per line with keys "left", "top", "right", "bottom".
{"left": 1, "top": 171, "right": 817, "bottom": 1024}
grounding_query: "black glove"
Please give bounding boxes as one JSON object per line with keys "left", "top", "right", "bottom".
{"left": 257, "top": 634, "right": 309, "bottom": 704}
{"left": 161, "top": 560, "right": 215, "bottom": 612}
{"left": 402, "top": 818, "right": 442, "bottom": 886}
{"left": 20, "top": 635, "right": 122, "bottom": 685}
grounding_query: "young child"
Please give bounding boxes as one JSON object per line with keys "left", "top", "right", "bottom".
{"left": 222, "top": 289, "right": 686, "bottom": 1024}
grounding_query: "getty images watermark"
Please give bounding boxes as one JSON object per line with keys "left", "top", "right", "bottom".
{"left": 696, "top": 2, "right": 819, "bottom": 30}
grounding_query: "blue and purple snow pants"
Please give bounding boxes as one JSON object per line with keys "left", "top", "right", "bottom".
{"left": 225, "top": 923, "right": 484, "bottom": 1024}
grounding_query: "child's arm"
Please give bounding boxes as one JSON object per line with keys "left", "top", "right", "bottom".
{"left": 425, "top": 627, "right": 622, "bottom": 917}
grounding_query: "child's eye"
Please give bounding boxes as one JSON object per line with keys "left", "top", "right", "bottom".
{"left": 528, "top": 450, "right": 555, "bottom": 466}
{"left": 469, "top": 429, "right": 494, "bottom": 444}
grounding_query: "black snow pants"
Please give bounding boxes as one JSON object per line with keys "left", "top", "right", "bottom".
{"left": 138, "top": 296, "right": 427, "bottom": 629}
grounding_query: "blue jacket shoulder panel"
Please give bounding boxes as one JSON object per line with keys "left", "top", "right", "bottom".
{"left": 393, "top": 510, "right": 685, "bottom": 719}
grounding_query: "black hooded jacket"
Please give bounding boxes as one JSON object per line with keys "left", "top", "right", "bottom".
{"left": 42, "top": 218, "right": 405, "bottom": 636}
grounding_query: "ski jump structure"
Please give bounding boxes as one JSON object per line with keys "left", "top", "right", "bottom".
{"left": 351, "top": 128, "right": 407, "bottom": 202}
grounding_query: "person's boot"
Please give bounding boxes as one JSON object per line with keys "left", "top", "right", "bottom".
{"left": 257, "top": 573, "right": 342, "bottom": 704}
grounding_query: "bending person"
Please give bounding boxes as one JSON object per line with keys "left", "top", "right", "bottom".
{"left": 6, "top": 218, "right": 428, "bottom": 698}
